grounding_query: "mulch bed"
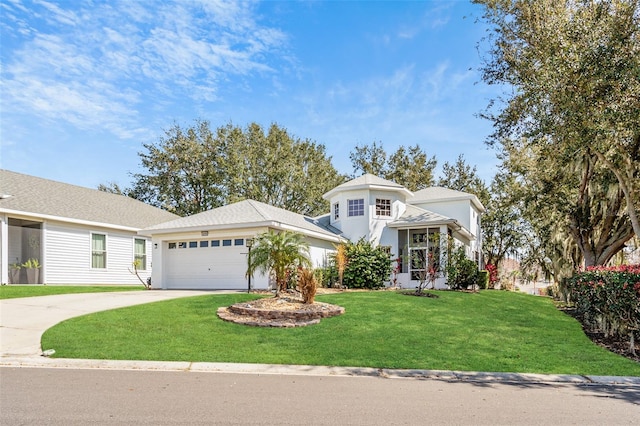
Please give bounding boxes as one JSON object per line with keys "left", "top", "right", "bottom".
{"left": 559, "top": 306, "right": 639, "bottom": 363}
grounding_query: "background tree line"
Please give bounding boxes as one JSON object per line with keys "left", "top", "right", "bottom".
{"left": 100, "top": 121, "right": 345, "bottom": 217}
{"left": 101, "top": 120, "right": 491, "bottom": 218}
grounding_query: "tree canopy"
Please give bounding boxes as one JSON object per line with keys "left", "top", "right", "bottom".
{"left": 436, "top": 154, "right": 490, "bottom": 205}
{"left": 349, "top": 141, "right": 437, "bottom": 191}
{"left": 477, "top": 0, "right": 639, "bottom": 227}
{"left": 475, "top": 0, "right": 639, "bottom": 267}
{"left": 125, "top": 120, "right": 346, "bottom": 217}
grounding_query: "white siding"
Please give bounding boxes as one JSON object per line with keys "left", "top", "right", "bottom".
{"left": 45, "top": 221, "right": 151, "bottom": 285}
{"left": 307, "top": 237, "right": 336, "bottom": 269}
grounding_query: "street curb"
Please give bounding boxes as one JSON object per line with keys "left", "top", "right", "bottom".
{"left": 1, "top": 356, "right": 638, "bottom": 385}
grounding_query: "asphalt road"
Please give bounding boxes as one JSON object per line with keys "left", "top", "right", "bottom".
{"left": 1, "top": 367, "right": 638, "bottom": 425}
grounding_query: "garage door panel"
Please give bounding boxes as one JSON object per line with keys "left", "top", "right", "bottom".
{"left": 165, "top": 245, "right": 248, "bottom": 289}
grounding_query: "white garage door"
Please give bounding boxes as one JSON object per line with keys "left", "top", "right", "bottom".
{"left": 164, "top": 239, "right": 249, "bottom": 290}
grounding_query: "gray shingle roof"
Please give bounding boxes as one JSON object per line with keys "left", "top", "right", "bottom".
{"left": 142, "top": 199, "right": 343, "bottom": 241}
{"left": 387, "top": 204, "right": 456, "bottom": 228}
{"left": 323, "top": 173, "right": 412, "bottom": 200}
{"left": 0, "top": 170, "right": 178, "bottom": 229}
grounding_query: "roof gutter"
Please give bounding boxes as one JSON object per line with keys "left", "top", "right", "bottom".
{"left": 139, "top": 220, "right": 344, "bottom": 243}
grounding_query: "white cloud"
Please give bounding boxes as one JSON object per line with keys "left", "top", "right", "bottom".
{"left": 1, "top": 0, "right": 289, "bottom": 140}
{"left": 34, "top": 0, "right": 79, "bottom": 26}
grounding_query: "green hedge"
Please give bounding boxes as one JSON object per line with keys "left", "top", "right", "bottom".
{"left": 478, "top": 270, "right": 489, "bottom": 290}
{"left": 566, "top": 265, "right": 640, "bottom": 350}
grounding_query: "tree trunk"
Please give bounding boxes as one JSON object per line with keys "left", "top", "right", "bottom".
{"left": 594, "top": 151, "right": 640, "bottom": 240}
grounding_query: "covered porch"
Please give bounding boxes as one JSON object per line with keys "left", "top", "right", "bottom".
{"left": 388, "top": 206, "right": 476, "bottom": 290}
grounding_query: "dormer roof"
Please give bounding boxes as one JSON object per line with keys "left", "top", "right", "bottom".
{"left": 322, "top": 173, "right": 413, "bottom": 200}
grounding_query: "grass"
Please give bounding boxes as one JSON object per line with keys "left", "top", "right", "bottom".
{"left": 0, "top": 285, "right": 144, "bottom": 299}
{"left": 41, "top": 290, "right": 640, "bottom": 376}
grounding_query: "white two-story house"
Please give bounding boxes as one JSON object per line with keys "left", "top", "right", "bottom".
{"left": 143, "top": 174, "right": 484, "bottom": 290}
{"left": 322, "top": 174, "right": 484, "bottom": 288}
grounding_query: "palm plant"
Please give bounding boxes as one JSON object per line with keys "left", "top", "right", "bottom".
{"left": 247, "top": 230, "right": 311, "bottom": 297}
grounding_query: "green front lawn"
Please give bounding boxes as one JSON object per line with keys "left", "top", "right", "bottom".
{"left": 0, "top": 285, "right": 144, "bottom": 299}
{"left": 42, "top": 291, "right": 640, "bottom": 376}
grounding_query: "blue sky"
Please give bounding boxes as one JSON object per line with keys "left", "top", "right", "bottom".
{"left": 1, "top": 0, "right": 500, "bottom": 190}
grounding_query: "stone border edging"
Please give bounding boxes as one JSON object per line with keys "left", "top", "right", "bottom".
{"left": 216, "top": 301, "right": 345, "bottom": 327}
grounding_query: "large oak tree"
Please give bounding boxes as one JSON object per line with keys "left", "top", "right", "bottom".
{"left": 476, "top": 0, "right": 639, "bottom": 266}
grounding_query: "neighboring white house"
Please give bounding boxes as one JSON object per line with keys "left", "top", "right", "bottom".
{"left": 0, "top": 170, "right": 178, "bottom": 285}
{"left": 143, "top": 174, "right": 484, "bottom": 290}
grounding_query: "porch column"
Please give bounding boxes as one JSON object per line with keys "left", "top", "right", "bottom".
{"left": 41, "top": 221, "right": 47, "bottom": 284}
{"left": 0, "top": 215, "right": 7, "bottom": 284}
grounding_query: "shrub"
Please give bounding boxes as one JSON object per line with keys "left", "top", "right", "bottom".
{"left": 314, "top": 266, "right": 336, "bottom": 288}
{"left": 342, "top": 239, "right": 393, "bottom": 289}
{"left": 445, "top": 245, "right": 479, "bottom": 290}
{"left": 478, "top": 270, "right": 489, "bottom": 290}
{"left": 566, "top": 264, "right": 640, "bottom": 355}
{"left": 485, "top": 264, "right": 499, "bottom": 289}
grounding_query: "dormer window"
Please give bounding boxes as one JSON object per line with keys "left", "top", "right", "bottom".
{"left": 333, "top": 202, "right": 340, "bottom": 220}
{"left": 376, "top": 198, "right": 391, "bottom": 216}
{"left": 348, "top": 199, "right": 364, "bottom": 217}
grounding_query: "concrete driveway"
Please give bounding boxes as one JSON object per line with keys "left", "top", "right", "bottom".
{"left": 0, "top": 290, "right": 220, "bottom": 357}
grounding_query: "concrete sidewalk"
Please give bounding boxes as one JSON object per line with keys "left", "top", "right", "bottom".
{"left": 1, "top": 290, "right": 638, "bottom": 386}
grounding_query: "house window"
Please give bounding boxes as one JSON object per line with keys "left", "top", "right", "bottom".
{"left": 348, "top": 199, "right": 364, "bottom": 217}
{"left": 200, "top": 241, "right": 209, "bottom": 248}
{"left": 134, "top": 239, "right": 147, "bottom": 270}
{"left": 178, "top": 242, "right": 187, "bottom": 249}
{"left": 376, "top": 199, "right": 391, "bottom": 216}
{"left": 222, "top": 239, "right": 232, "bottom": 247}
{"left": 412, "top": 233, "right": 427, "bottom": 244}
{"left": 333, "top": 202, "right": 340, "bottom": 220}
{"left": 168, "top": 242, "right": 176, "bottom": 249}
{"left": 234, "top": 238, "right": 244, "bottom": 246}
{"left": 189, "top": 241, "right": 198, "bottom": 248}
{"left": 211, "top": 240, "right": 220, "bottom": 247}
{"left": 91, "top": 233, "right": 107, "bottom": 269}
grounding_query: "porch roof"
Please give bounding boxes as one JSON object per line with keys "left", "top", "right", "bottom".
{"left": 388, "top": 205, "right": 475, "bottom": 240}
{"left": 387, "top": 205, "right": 456, "bottom": 227}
